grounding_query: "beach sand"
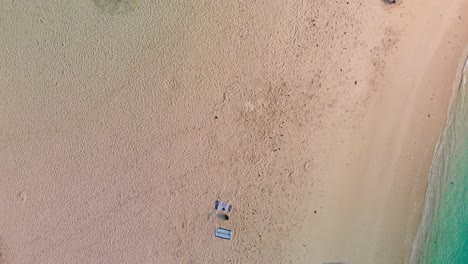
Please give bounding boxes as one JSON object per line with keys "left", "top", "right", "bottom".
{"left": 1, "top": 0, "right": 467, "bottom": 263}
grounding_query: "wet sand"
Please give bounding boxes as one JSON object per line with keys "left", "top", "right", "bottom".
{"left": 290, "top": 0, "right": 468, "bottom": 263}
{"left": 1, "top": 0, "right": 467, "bottom": 263}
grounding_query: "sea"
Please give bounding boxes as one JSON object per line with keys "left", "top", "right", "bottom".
{"left": 409, "top": 59, "right": 468, "bottom": 264}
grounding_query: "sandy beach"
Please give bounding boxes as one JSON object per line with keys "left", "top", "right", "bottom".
{"left": 1, "top": 0, "right": 467, "bottom": 263}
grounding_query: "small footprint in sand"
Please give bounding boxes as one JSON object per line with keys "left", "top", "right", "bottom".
{"left": 304, "top": 159, "right": 315, "bottom": 171}
{"left": 244, "top": 101, "right": 256, "bottom": 112}
{"left": 17, "top": 190, "right": 28, "bottom": 203}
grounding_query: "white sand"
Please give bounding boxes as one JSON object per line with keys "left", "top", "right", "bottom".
{"left": 1, "top": 0, "right": 467, "bottom": 263}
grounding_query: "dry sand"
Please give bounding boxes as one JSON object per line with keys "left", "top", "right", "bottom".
{"left": 1, "top": 0, "right": 467, "bottom": 263}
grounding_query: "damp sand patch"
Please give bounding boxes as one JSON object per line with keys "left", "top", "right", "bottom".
{"left": 93, "top": 0, "right": 138, "bottom": 14}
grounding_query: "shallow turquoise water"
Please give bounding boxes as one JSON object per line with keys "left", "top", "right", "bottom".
{"left": 410, "top": 61, "right": 468, "bottom": 264}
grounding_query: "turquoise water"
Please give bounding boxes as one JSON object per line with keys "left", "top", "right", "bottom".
{"left": 410, "top": 60, "right": 468, "bottom": 264}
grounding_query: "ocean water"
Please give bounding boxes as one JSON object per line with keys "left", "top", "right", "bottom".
{"left": 409, "top": 60, "right": 468, "bottom": 264}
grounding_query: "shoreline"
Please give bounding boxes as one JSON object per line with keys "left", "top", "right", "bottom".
{"left": 1, "top": 1, "right": 468, "bottom": 263}
{"left": 409, "top": 55, "right": 468, "bottom": 263}
{"left": 288, "top": 0, "right": 468, "bottom": 263}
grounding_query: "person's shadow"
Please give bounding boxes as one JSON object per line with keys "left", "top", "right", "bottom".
{"left": 216, "top": 214, "right": 229, "bottom": 220}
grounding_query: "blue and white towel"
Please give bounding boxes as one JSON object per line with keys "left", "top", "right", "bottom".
{"left": 215, "top": 227, "right": 233, "bottom": 240}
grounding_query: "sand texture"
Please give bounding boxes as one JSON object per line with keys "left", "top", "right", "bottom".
{"left": 1, "top": 0, "right": 468, "bottom": 263}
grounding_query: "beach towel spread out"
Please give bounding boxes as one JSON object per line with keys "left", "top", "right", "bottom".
{"left": 215, "top": 200, "right": 233, "bottom": 212}
{"left": 215, "top": 227, "right": 233, "bottom": 240}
